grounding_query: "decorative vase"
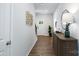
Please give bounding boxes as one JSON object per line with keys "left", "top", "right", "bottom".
{"left": 64, "top": 23, "right": 70, "bottom": 38}
{"left": 65, "top": 30, "right": 70, "bottom": 38}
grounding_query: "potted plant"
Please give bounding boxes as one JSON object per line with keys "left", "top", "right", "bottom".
{"left": 48, "top": 25, "right": 52, "bottom": 37}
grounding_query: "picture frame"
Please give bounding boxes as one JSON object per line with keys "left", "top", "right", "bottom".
{"left": 39, "top": 21, "right": 43, "bottom": 24}
{"left": 26, "top": 11, "right": 33, "bottom": 25}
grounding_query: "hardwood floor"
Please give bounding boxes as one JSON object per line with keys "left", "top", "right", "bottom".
{"left": 29, "top": 35, "right": 55, "bottom": 56}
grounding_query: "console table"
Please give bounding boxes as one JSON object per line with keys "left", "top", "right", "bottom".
{"left": 53, "top": 32, "right": 78, "bottom": 56}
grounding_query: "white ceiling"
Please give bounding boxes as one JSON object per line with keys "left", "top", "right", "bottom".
{"left": 34, "top": 3, "right": 59, "bottom": 14}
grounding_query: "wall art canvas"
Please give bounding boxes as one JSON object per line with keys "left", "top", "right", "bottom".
{"left": 26, "top": 11, "right": 33, "bottom": 25}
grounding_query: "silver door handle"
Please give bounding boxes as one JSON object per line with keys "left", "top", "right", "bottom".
{"left": 6, "top": 40, "right": 11, "bottom": 46}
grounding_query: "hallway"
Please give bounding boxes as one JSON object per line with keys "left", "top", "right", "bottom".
{"left": 0, "top": 3, "right": 78, "bottom": 56}
{"left": 29, "top": 35, "right": 54, "bottom": 56}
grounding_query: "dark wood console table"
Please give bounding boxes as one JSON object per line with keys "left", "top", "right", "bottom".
{"left": 53, "top": 32, "right": 78, "bottom": 56}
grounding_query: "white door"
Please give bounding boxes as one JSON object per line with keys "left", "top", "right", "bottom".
{"left": 0, "top": 3, "right": 11, "bottom": 56}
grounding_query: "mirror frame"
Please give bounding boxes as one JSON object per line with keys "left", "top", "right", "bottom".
{"left": 61, "top": 9, "right": 70, "bottom": 29}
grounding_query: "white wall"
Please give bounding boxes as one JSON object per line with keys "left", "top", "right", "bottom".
{"left": 53, "top": 3, "right": 79, "bottom": 55}
{"left": 0, "top": 3, "right": 11, "bottom": 56}
{"left": 35, "top": 14, "right": 53, "bottom": 36}
{"left": 11, "top": 3, "right": 37, "bottom": 56}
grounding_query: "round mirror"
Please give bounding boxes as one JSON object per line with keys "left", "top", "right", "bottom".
{"left": 61, "top": 9, "right": 75, "bottom": 29}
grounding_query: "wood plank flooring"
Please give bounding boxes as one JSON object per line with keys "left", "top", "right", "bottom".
{"left": 29, "top": 35, "right": 55, "bottom": 56}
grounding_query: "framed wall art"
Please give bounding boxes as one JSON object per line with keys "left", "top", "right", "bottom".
{"left": 25, "top": 11, "right": 33, "bottom": 26}
{"left": 39, "top": 21, "right": 43, "bottom": 24}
